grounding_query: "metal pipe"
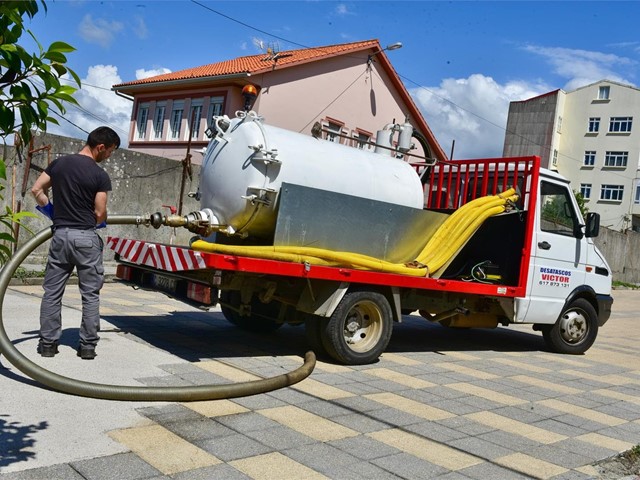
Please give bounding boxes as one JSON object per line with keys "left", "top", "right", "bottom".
{"left": 0, "top": 214, "right": 315, "bottom": 401}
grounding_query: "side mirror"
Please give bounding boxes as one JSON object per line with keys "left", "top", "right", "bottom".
{"left": 585, "top": 212, "right": 600, "bottom": 238}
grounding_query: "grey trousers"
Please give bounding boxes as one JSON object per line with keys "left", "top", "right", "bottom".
{"left": 40, "top": 228, "right": 105, "bottom": 347}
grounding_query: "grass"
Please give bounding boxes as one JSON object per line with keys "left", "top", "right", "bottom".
{"left": 11, "top": 267, "right": 46, "bottom": 279}
{"left": 612, "top": 280, "right": 640, "bottom": 290}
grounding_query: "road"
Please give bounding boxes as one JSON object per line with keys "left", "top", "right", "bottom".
{"left": 1, "top": 282, "right": 639, "bottom": 479}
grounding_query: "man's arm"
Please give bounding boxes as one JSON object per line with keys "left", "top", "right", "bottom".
{"left": 95, "top": 191, "right": 108, "bottom": 224}
{"left": 31, "top": 172, "right": 52, "bottom": 206}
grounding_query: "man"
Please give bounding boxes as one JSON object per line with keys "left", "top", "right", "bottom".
{"left": 31, "top": 126, "right": 120, "bottom": 360}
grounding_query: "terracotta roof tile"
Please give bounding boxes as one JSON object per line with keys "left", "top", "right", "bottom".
{"left": 113, "top": 39, "right": 380, "bottom": 88}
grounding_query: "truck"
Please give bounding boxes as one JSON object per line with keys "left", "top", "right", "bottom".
{"left": 107, "top": 109, "right": 613, "bottom": 365}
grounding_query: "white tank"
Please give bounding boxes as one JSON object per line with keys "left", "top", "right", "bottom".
{"left": 198, "top": 112, "right": 424, "bottom": 238}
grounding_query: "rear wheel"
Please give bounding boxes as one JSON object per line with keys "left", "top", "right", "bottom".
{"left": 219, "top": 291, "right": 282, "bottom": 333}
{"left": 320, "top": 291, "right": 393, "bottom": 365}
{"left": 542, "top": 298, "right": 598, "bottom": 354}
{"left": 305, "top": 314, "right": 328, "bottom": 356}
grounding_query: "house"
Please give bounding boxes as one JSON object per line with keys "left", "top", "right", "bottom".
{"left": 503, "top": 80, "right": 640, "bottom": 232}
{"left": 112, "top": 39, "right": 447, "bottom": 166}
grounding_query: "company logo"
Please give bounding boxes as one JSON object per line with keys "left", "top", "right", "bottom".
{"left": 539, "top": 267, "right": 571, "bottom": 287}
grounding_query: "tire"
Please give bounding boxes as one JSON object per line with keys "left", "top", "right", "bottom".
{"left": 320, "top": 291, "right": 393, "bottom": 365}
{"left": 542, "top": 298, "right": 598, "bottom": 354}
{"left": 304, "top": 314, "right": 328, "bottom": 356}
{"left": 219, "top": 291, "right": 282, "bottom": 333}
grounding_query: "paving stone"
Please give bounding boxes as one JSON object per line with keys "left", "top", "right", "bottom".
{"left": 477, "top": 430, "right": 541, "bottom": 451}
{"left": 215, "top": 412, "right": 280, "bottom": 432}
{"left": 491, "top": 405, "right": 549, "bottom": 423}
{"left": 334, "top": 381, "right": 385, "bottom": 395}
{"left": 283, "top": 442, "right": 362, "bottom": 474}
{"left": 449, "top": 436, "right": 514, "bottom": 460}
{"left": 0, "top": 464, "right": 86, "bottom": 480}
{"left": 592, "top": 402, "right": 640, "bottom": 421}
{"left": 135, "top": 375, "right": 194, "bottom": 387}
{"left": 404, "top": 421, "right": 468, "bottom": 443}
{"left": 230, "top": 393, "right": 288, "bottom": 410}
{"left": 137, "top": 404, "right": 204, "bottom": 425}
{"left": 427, "top": 399, "right": 485, "bottom": 415}
{"left": 299, "top": 399, "right": 355, "bottom": 418}
{"left": 437, "top": 416, "right": 497, "bottom": 436}
{"left": 266, "top": 387, "right": 317, "bottom": 404}
{"left": 552, "top": 438, "right": 619, "bottom": 461}
{"left": 526, "top": 444, "right": 594, "bottom": 469}
{"left": 371, "top": 452, "right": 447, "bottom": 479}
{"left": 530, "top": 419, "right": 590, "bottom": 437}
{"left": 550, "top": 469, "right": 598, "bottom": 479}
{"left": 242, "top": 425, "right": 317, "bottom": 450}
{"left": 323, "top": 461, "right": 403, "bottom": 480}
{"left": 329, "top": 434, "right": 400, "bottom": 460}
{"left": 457, "top": 458, "right": 536, "bottom": 479}
{"left": 364, "top": 407, "right": 425, "bottom": 427}
{"left": 334, "top": 395, "right": 389, "bottom": 412}
{"left": 171, "top": 463, "right": 251, "bottom": 480}
{"left": 161, "top": 417, "right": 236, "bottom": 442}
{"left": 195, "top": 433, "right": 273, "bottom": 462}
{"left": 71, "top": 452, "right": 162, "bottom": 480}
{"left": 331, "top": 412, "right": 394, "bottom": 433}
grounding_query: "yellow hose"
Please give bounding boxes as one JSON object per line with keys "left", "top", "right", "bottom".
{"left": 192, "top": 189, "right": 518, "bottom": 277}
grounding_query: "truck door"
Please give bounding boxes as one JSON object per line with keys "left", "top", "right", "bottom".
{"left": 524, "top": 178, "right": 588, "bottom": 323}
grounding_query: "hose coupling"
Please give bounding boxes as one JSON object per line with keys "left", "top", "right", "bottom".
{"left": 149, "top": 209, "right": 231, "bottom": 237}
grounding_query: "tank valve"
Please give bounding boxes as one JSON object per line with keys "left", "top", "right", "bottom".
{"left": 148, "top": 208, "right": 228, "bottom": 237}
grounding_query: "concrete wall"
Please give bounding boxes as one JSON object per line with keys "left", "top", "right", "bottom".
{"left": 3, "top": 131, "right": 201, "bottom": 265}
{"left": 592, "top": 227, "right": 640, "bottom": 284}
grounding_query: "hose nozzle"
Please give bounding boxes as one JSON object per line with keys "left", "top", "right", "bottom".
{"left": 149, "top": 209, "right": 233, "bottom": 237}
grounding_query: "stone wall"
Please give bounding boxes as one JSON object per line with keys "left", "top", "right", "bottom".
{"left": 2, "top": 131, "right": 201, "bottom": 265}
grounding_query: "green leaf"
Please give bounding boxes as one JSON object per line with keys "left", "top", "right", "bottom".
{"left": 0, "top": 161, "right": 6, "bottom": 181}
{"left": 48, "top": 41, "right": 76, "bottom": 54}
{"left": 0, "top": 232, "right": 15, "bottom": 243}
{"left": 43, "top": 51, "right": 67, "bottom": 63}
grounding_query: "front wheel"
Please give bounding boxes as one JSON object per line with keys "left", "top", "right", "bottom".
{"left": 320, "top": 291, "right": 393, "bottom": 365}
{"left": 542, "top": 298, "right": 598, "bottom": 354}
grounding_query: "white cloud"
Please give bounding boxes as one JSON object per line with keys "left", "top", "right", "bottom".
{"left": 335, "top": 4, "right": 354, "bottom": 16}
{"left": 135, "top": 67, "right": 171, "bottom": 80}
{"left": 522, "top": 45, "right": 636, "bottom": 90}
{"left": 132, "top": 15, "right": 148, "bottom": 40}
{"left": 46, "top": 65, "right": 132, "bottom": 146}
{"left": 78, "top": 14, "right": 124, "bottom": 48}
{"left": 412, "top": 74, "right": 549, "bottom": 159}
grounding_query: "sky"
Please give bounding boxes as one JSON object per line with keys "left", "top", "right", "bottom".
{"left": 20, "top": 0, "right": 640, "bottom": 159}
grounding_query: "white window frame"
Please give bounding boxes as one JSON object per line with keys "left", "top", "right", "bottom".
{"left": 352, "top": 129, "right": 373, "bottom": 151}
{"left": 556, "top": 115, "right": 563, "bottom": 133}
{"left": 136, "top": 103, "right": 149, "bottom": 140}
{"left": 635, "top": 184, "right": 640, "bottom": 204}
{"left": 208, "top": 96, "right": 224, "bottom": 125}
{"left": 170, "top": 101, "right": 184, "bottom": 140}
{"left": 551, "top": 149, "right": 558, "bottom": 168}
{"left": 583, "top": 151, "right": 596, "bottom": 166}
{"left": 153, "top": 103, "right": 166, "bottom": 140}
{"left": 323, "top": 118, "right": 347, "bottom": 144}
{"left": 598, "top": 86, "right": 610, "bottom": 100}
{"left": 604, "top": 151, "right": 628, "bottom": 168}
{"left": 588, "top": 117, "right": 600, "bottom": 133}
{"left": 187, "top": 99, "right": 203, "bottom": 141}
{"left": 600, "top": 184, "right": 624, "bottom": 202}
{"left": 580, "top": 183, "right": 592, "bottom": 200}
{"left": 609, "top": 116, "right": 632, "bottom": 133}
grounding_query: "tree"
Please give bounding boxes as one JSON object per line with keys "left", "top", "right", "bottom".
{"left": 0, "top": 0, "right": 81, "bottom": 264}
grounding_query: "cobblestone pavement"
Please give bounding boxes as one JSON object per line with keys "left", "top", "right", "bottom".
{"left": 1, "top": 283, "right": 639, "bottom": 480}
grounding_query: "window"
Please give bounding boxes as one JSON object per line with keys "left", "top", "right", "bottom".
{"left": 325, "top": 120, "right": 344, "bottom": 143}
{"left": 598, "top": 86, "right": 610, "bottom": 100}
{"left": 556, "top": 115, "right": 563, "bottom": 133}
{"left": 604, "top": 151, "right": 628, "bottom": 167}
{"left": 583, "top": 151, "right": 596, "bottom": 166}
{"left": 170, "top": 101, "right": 184, "bottom": 140}
{"left": 588, "top": 117, "right": 600, "bottom": 133}
{"left": 353, "top": 129, "right": 372, "bottom": 150}
{"left": 580, "top": 183, "right": 592, "bottom": 200}
{"left": 208, "top": 96, "right": 224, "bottom": 125}
{"left": 153, "top": 103, "right": 165, "bottom": 139}
{"left": 635, "top": 184, "right": 640, "bottom": 204}
{"left": 609, "top": 116, "right": 632, "bottom": 133}
{"left": 600, "top": 184, "right": 624, "bottom": 201}
{"left": 551, "top": 149, "right": 558, "bottom": 167}
{"left": 188, "top": 101, "right": 203, "bottom": 140}
{"left": 136, "top": 104, "right": 149, "bottom": 140}
{"left": 540, "top": 181, "right": 579, "bottom": 237}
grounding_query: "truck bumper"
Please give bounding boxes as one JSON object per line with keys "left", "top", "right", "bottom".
{"left": 596, "top": 294, "right": 614, "bottom": 326}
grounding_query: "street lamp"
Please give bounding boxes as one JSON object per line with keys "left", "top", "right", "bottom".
{"left": 367, "top": 42, "right": 403, "bottom": 66}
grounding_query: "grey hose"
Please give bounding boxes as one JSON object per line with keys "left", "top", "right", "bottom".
{"left": 0, "top": 214, "right": 315, "bottom": 401}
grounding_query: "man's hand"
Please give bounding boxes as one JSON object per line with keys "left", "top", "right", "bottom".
{"left": 36, "top": 202, "right": 54, "bottom": 220}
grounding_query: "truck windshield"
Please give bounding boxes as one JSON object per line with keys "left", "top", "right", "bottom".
{"left": 540, "top": 181, "right": 579, "bottom": 237}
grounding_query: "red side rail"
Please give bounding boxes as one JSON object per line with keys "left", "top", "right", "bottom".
{"left": 109, "top": 156, "right": 540, "bottom": 300}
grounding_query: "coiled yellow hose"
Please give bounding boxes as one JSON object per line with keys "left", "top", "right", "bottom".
{"left": 192, "top": 189, "right": 519, "bottom": 277}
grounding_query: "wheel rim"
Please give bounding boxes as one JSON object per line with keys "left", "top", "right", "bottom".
{"left": 558, "top": 308, "right": 589, "bottom": 344}
{"left": 342, "top": 300, "right": 383, "bottom": 353}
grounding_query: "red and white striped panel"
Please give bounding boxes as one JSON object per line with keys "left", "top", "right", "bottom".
{"left": 106, "top": 237, "right": 207, "bottom": 272}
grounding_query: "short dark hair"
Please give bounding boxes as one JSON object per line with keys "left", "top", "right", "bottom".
{"left": 86, "top": 126, "right": 121, "bottom": 149}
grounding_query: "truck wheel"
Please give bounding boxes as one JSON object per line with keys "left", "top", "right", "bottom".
{"left": 542, "top": 298, "right": 598, "bottom": 354}
{"left": 219, "top": 291, "right": 282, "bottom": 333}
{"left": 305, "top": 314, "right": 328, "bottom": 356}
{"left": 321, "top": 291, "right": 393, "bottom": 365}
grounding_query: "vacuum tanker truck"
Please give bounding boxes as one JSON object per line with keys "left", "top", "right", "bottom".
{"left": 108, "top": 109, "right": 613, "bottom": 365}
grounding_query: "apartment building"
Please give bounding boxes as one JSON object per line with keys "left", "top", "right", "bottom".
{"left": 503, "top": 80, "right": 640, "bottom": 231}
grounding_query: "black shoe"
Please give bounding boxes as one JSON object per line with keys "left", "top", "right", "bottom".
{"left": 37, "top": 341, "right": 59, "bottom": 357}
{"left": 77, "top": 346, "right": 97, "bottom": 360}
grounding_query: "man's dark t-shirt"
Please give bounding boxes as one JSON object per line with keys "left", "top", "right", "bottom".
{"left": 45, "top": 154, "right": 112, "bottom": 229}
